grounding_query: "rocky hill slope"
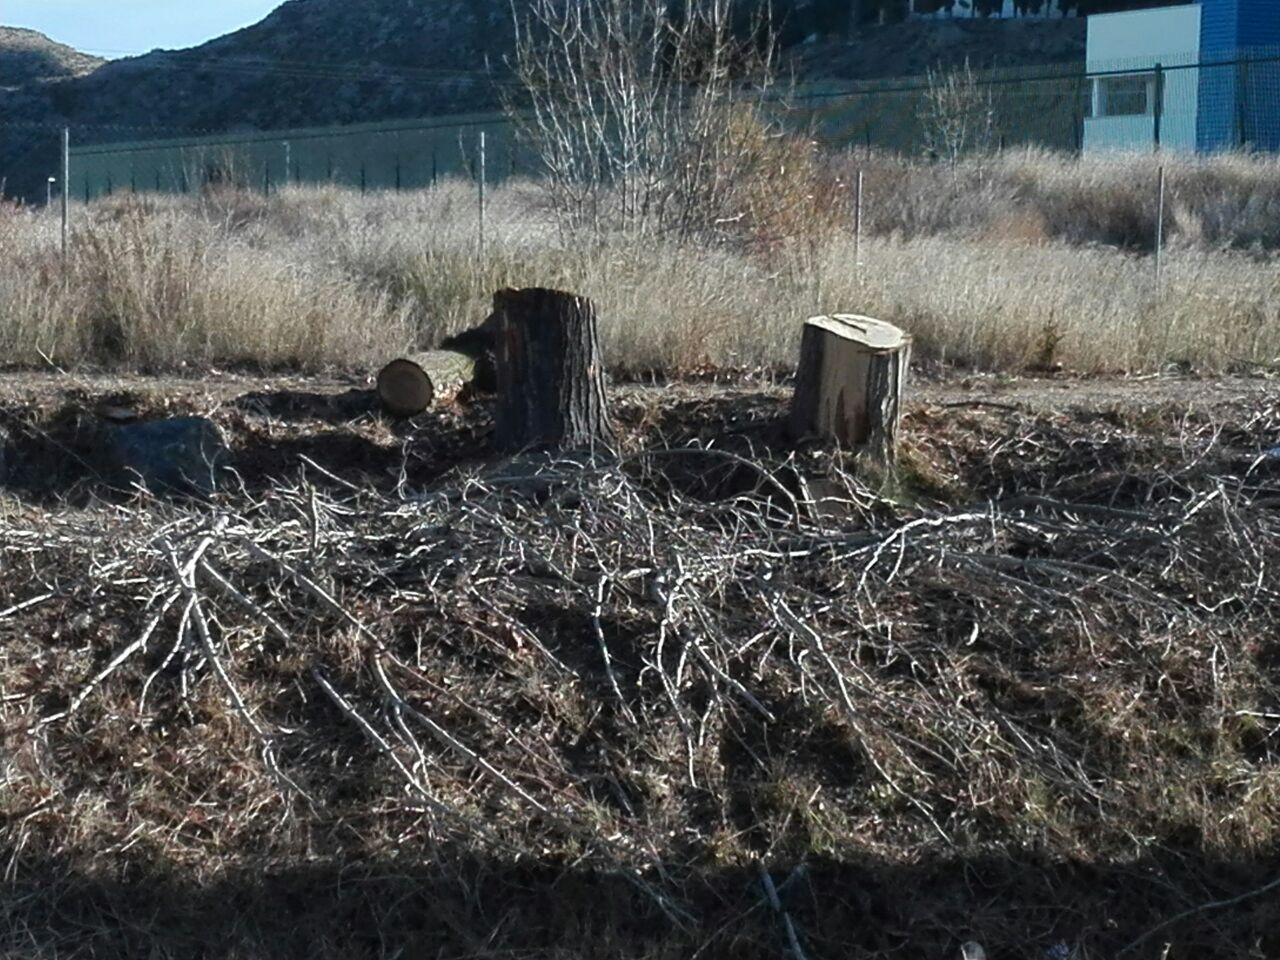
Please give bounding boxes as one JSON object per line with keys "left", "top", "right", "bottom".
{"left": 0, "top": 0, "right": 1083, "bottom": 201}
{"left": 0, "top": 26, "right": 102, "bottom": 87}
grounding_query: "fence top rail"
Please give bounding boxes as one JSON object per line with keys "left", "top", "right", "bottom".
{"left": 790, "top": 45, "right": 1280, "bottom": 103}
{"left": 68, "top": 110, "right": 514, "bottom": 159}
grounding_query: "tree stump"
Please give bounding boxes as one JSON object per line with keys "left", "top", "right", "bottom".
{"left": 376, "top": 351, "right": 477, "bottom": 417}
{"left": 491, "top": 287, "right": 616, "bottom": 453}
{"left": 788, "top": 315, "right": 911, "bottom": 461}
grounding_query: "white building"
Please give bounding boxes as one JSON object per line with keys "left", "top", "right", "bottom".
{"left": 1083, "top": 5, "right": 1202, "bottom": 151}
{"left": 1081, "top": 1, "right": 1280, "bottom": 153}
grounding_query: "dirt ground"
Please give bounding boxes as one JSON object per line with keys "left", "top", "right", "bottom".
{"left": 1, "top": 368, "right": 1278, "bottom": 960}
{"left": 1, "top": 367, "right": 1276, "bottom": 498}
{"left": 3, "top": 365, "right": 1275, "bottom": 413}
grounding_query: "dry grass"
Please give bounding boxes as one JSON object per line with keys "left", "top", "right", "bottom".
{"left": 3, "top": 145, "right": 1279, "bottom": 960}
{"left": 0, "top": 381, "right": 1277, "bottom": 958}
{"left": 1, "top": 150, "right": 1279, "bottom": 377}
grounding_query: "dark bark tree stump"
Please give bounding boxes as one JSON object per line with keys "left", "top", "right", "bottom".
{"left": 491, "top": 288, "right": 616, "bottom": 453}
{"left": 789, "top": 315, "right": 912, "bottom": 462}
{"left": 376, "top": 351, "right": 477, "bottom": 417}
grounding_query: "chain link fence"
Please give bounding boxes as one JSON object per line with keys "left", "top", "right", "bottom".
{"left": 56, "top": 45, "right": 1280, "bottom": 203}
{"left": 798, "top": 46, "right": 1280, "bottom": 156}
{"left": 64, "top": 112, "right": 530, "bottom": 201}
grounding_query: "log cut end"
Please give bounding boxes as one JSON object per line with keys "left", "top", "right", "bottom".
{"left": 376, "top": 351, "right": 477, "bottom": 418}
{"left": 804, "top": 315, "right": 906, "bottom": 352}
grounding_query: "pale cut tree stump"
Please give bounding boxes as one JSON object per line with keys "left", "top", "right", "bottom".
{"left": 376, "top": 351, "right": 477, "bottom": 417}
{"left": 789, "top": 315, "right": 912, "bottom": 461}
{"left": 491, "top": 287, "right": 616, "bottom": 453}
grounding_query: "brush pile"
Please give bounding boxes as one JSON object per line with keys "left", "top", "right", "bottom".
{"left": 1, "top": 390, "right": 1278, "bottom": 959}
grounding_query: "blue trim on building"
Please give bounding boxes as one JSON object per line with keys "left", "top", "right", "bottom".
{"left": 1239, "top": 1, "right": 1280, "bottom": 48}
{"left": 1198, "top": 0, "right": 1280, "bottom": 150}
{"left": 1198, "top": 0, "right": 1238, "bottom": 149}
{"left": 1200, "top": 0, "right": 1240, "bottom": 54}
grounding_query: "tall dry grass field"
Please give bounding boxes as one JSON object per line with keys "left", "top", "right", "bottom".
{"left": 1, "top": 149, "right": 1278, "bottom": 376}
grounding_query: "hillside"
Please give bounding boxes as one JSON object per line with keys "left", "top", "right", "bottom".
{"left": 798, "top": 16, "right": 1084, "bottom": 82}
{"left": 0, "top": 0, "right": 1082, "bottom": 201}
{"left": 0, "top": 26, "right": 102, "bottom": 87}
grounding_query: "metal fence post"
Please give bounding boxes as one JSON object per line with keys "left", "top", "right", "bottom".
{"left": 61, "top": 127, "right": 70, "bottom": 263}
{"left": 284, "top": 141, "right": 291, "bottom": 188}
{"left": 478, "top": 130, "right": 487, "bottom": 256}
{"left": 1152, "top": 62, "right": 1164, "bottom": 152}
{"left": 1237, "top": 58, "right": 1251, "bottom": 148}
{"left": 360, "top": 163, "right": 367, "bottom": 195}
{"left": 432, "top": 148, "right": 438, "bottom": 188}
{"left": 1074, "top": 74, "right": 1085, "bottom": 154}
{"left": 854, "top": 168, "right": 864, "bottom": 274}
{"left": 1155, "top": 165, "right": 1166, "bottom": 294}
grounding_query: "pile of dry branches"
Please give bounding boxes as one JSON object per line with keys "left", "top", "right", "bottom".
{"left": 1, "top": 395, "right": 1278, "bottom": 958}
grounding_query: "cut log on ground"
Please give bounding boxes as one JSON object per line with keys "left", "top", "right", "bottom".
{"left": 789, "top": 315, "right": 912, "bottom": 462}
{"left": 491, "top": 287, "right": 616, "bottom": 453}
{"left": 376, "top": 351, "right": 477, "bottom": 417}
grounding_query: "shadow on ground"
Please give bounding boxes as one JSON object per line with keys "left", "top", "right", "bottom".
{"left": 3, "top": 846, "right": 1276, "bottom": 960}
{"left": 232, "top": 388, "right": 380, "bottom": 426}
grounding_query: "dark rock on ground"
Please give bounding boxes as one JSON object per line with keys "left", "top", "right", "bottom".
{"left": 100, "top": 416, "right": 229, "bottom": 496}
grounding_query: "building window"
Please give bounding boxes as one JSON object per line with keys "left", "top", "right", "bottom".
{"left": 1093, "top": 73, "right": 1157, "bottom": 117}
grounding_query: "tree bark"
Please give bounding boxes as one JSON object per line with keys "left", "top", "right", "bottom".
{"left": 491, "top": 287, "right": 615, "bottom": 453}
{"left": 789, "top": 315, "right": 912, "bottom": 462}
{"left": 376, "top": 351, "right": 477, "bottom": 417}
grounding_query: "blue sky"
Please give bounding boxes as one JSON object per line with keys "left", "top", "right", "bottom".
{"left": 3, "top": 1, "right": 282, "bottom": 57}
